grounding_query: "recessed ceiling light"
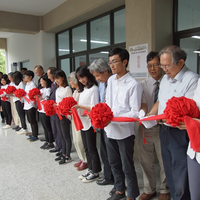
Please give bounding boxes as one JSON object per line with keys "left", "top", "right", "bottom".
{"left": 191, "top": 36, "right": 200, "bottom": 39}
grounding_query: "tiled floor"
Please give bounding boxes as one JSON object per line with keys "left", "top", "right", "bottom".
{"left": 0, "top": 122, "right": 169, "bottom": 200}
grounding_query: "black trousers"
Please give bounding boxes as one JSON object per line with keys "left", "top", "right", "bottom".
{"left": 15, "top": 101, "right": 26, "bottom": 129}
{"left": 1, "top": 101, "right": 12, "bottom": 125}
{"left": 81, "top": 127, "right": 101, "bottom": 173}
{"left": 1, "top": 111, "right": 4, "bottom": 119}
{"left": 25, "top": 107, "right": 38, "bottom": 137}
{"left": 50, "top": 115, "right": 62, "bottom": 151}
{"left": 39, "top": 112, "right": 53, "bottom": 143}
{"left": 100, "top": 129, "right": 114, "bottom": 182}
{"left": 107, "top": 135, "right": 139, "bottom": 199}
{"left": 56, "top": 115, "right": 71, "bottom": 157}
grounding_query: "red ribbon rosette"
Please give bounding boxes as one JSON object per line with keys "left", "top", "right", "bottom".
{"left": 5, "top": 86, "right": 16, "bottom": 94}
{"left": 58, "top": 97, "right": 83, "bottom": 131}
{"left": 28, "top": 88, "right": 42, "bottom": 110}
{"left": 164, "top": 96, "right": 200, "bottom": 127}
{"left": 14, "top": 88, "right": 26, "bottom": 98}
{"left": 42, "top": 100, "right": 56, "bottom": 116}
{"left": 0, "top": 88, "right": 8, "bottom": 101}
{"left": 87, "top": 103, "right": 113, "bottom": 131}
{"left": 58, "top": 97, "right": 77, "bottom": 116}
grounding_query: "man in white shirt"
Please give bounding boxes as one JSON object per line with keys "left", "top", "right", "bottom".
{"left": 138, "top": 52, "right": 169, "bottom": 200}
{"left": 149, "top": 45, "right": 199, "bottom": 200}
{"left": 105, "top": 48, "right": 142, "bottom": 200}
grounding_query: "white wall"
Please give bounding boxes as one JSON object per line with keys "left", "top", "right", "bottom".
{"left": 7, "top": 30, "right": 56, "bottom": 73}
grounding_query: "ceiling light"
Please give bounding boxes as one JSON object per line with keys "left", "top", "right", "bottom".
{"left": 191, "top": 36, "right": 200, "bottom": 39}
{"left": 80, "top": 39, "right": 108, "bottom": 44}
{"left": 193, "top": 45, "right": 200, "bottom": 53}
{"left": 100, "top": 51, "right": 109, "bottom": 54}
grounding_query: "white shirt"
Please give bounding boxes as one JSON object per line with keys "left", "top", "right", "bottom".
{"left": 187, "top": 78, "right": 200, "bottom": 164}
{"left": 1, "top": 84, "right": 10, "bottom": 102}
{"left": 24, "top": 81, "right": 37, "bottom": 110}
{"left": 55, "top": 86, "right": 72, "bottom": 104}
{"left": 104, "top": 72, "right": 143, "bottom": 140}
{"left": 141, "top": 76, "right": 162, "bottom": 112}
{"left": 13, "top": 81, "right": 24, "bottom": 103}
{"left": 39, "top": 88, "right": 51, "bottom": 113}
{"left": 78, "top": 85, "right": 99, "bottom": 131}
{"left": 158, "top": 65, "right": 199, "bottom": 115}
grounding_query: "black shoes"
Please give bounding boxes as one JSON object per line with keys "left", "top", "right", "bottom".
{"left": 107, "top": 191, "right": 125, "bottom": 200}
{"left": 40, "top": 142, "right": 48, "bottom": 149}
{"left": 56, "top": 152, "right": 62, "bottom": 156}
{"left": 109, "top": 187, "right": 117, "bottom": 196}
{"left": 49, "top": 148, "right": 59, "bottom": 153}
{"left": 96, "top": 178, "right": 114, "bottom": 185}
{"left": 43, "top": 143, "right": 54, "bottom": 150}
{"left": 15, "top": 127, "right": 21, "bottom": 131}
{"left": 59, "top": 156, "right": 72, "bottom": 165}
{"left": 55, "top": 155, "right": 63, "bottom": 161}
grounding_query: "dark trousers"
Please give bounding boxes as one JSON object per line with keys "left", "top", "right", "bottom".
{"left": 1, "top": 111, "right": 4, "bottom": 119}
{"left": 106, "top": 135, "right": 139, "bottom": 199}
{"left": 81, "top": 127, "right": 101, "bottom": 173}
{"left": 188, "top": 155, "right": 200, "bottom": 200}
{"left": 100, "top": 129, "right": 114, "bottom": 182}
{"left": 26, "top": 107, "right": 38, "bottom": 137}
{"left": 50, "top": 115, "right": 62, "bottom": 150}
{"left": 39, "top": 112, "right": 53, "bottom": 143}
{"left": 56, "top": 115, "right": 71, "bottom": 157}
{"left": 15, "top": 101, "right": 26, "bottom": 129}
{"left": 160, "top": 126, "right": 190, "bottom": 200}
{"left": 1, "top": 101, "right": 12, "bottom": 125}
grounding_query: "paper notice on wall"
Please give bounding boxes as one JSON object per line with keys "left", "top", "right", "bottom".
{"left": 129, "top": 44, "right": 148, "bottom": 78}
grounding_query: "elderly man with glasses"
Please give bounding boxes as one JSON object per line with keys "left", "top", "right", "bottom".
{"left": 149, "top": 45, "right": 199, "bottom": 200}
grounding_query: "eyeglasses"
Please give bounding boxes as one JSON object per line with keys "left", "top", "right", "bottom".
{"left": 159, "top": 64, "right": 174, "bottom": 69}
{"left": 107, "top": 60, "right": 122, "bottom": 66}
{"left": 147, "top": 64, "right": 160, "bottom": 68}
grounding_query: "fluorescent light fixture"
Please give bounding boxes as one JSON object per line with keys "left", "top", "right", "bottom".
{"left": 80, "top": 39, "right": 108, "bottom": 44}
{"left": 194, "top": 50, "right": 200, "bottom": 53}
{"left": 191, "top": 36, "right": 200, "bottom": 39}
{"left": 100, "top": 51, "right": 109, "bottom": 54}
{"left": 59, "top": 49, "right": 75, "bottom": 52}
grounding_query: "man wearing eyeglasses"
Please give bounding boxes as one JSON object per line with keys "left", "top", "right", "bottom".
{"left": 105, "top": 47, "right": 142, "bottom": 200}
{"left": 149, "top": 45, "right": 199, "bottom": 200}
{"left": 138, "top": 51, "right": 170, "bottom": 200}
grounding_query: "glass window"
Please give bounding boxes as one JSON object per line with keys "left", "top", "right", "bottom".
{"left": 89, "top": 52, "right": 109, "bottom": 64}
{"left": 58, "top": 31, "right": 69, "bottom": 56}
{"left": 180, "top": 37, "right": 199, "bottom": 73}
{"left": 114, "top": 9, "right": 126, "bottom": 43}
{"left": 75, "top": 55, "right": 87, "bottom": 69}
{"left": 60, "top": 58, "right": 70, "bottom": 80}
{"left": 178, "top": 0, "right": 200, "bottom": 31}
{"left": 90, "top": 15, "right": 110, "bottom": 49}
{"left": 72, "top": 24, "right": 87, "bottom": 53}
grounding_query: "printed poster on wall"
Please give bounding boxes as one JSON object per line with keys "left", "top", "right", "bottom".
{"left": 129, "top": 44, "right": 148, "bottom": 78}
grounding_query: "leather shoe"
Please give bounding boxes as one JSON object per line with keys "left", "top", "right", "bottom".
{"left": 49, "top": 148, "right": 59, "bottom": 153}
{"left": 74, "top": 160, "right": 82, "bottom": 167}
{"left": 96, "top": 178, "right": 114, "bottom": 185}
{"left": 158, "top": 193, "right": 170, "bottom": 200}
{"left": 139, "top": 192, "right": 156, "bottom": 200}
{"left": 77, "top": 162, "right": 88, "bottom": 171}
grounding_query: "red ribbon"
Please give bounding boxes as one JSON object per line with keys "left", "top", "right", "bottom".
{"left": 23, "top": 96, "right": 32, "bottom": 104}
{"left": 71, "top": 107, "right": 83, "bottom": 131}
{"left": 54, "top": 106, "right": 63, "bottom": 120}
{"left": 35, "top": 96, "right": 42, "bottom": 111}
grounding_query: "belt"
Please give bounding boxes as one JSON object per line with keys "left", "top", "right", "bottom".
{"left": 160, "top": 123, "right": 178, "bottom": 130}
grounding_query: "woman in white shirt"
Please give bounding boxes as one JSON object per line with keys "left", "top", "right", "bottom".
{"left": 0, "top": 74, "right": 12, "bottom": 129}
{"left": 54, "top": 70, "right": 72, "bottom": 165}
{"left": 68, "top": 72, "right": 87, "bottom": 171}
{"left": 74, "top": 65, "right": 101, "bottom": 183}
{"left": 38, "top": 74, "right": 54, "bottom": 150}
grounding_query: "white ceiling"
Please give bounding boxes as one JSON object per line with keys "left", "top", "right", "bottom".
{"left": 0, "top": 0, "right": 67, "bottom": 16}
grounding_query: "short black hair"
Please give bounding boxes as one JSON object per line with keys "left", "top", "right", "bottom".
{"left": 34, "top": 65, "right": 44, "bottom": 70}
{"left": 21, "top": 68, "right": 27, "bottom": 71}
{"left": 1, "top": 74, "right": 10, "bottom": 84}
{"left": 76, "top": 65, "right": 98, "bottom": 93}
{"left": 109, "top": 47, "right": 130, "bottom": 68}
{"left": 40, "top": 74, "right": 52, "bottom": 88}
{"left": 13, "top": 71, "right": 23, "bottom": 86}
{"left": 48, "top": 67, "right": 57, "bottom": 75}
{"left": 147, "top": 51, "right": 159, "bottom": 63}
{"left": 24, "top": 70, "right": 34, "bottom": 79}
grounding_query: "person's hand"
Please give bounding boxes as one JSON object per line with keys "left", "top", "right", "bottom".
{"left": 104, "top": 121, "right": 111, "bottom": 127}
{"left": 177, "top": 122, "right": 186, "bottom": 130}
{"left": 72, "top": 105, "right": 80, "bottom": 109}
{"left": 54, "top": 103, "right": 57, "bottom": 107}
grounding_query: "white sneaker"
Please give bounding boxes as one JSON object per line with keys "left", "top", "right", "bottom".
{"left": 2, "top": 125, "right": 11, "bottom": 129}
{"left": 17, "top": 129, "right": 27, "bottom": 135}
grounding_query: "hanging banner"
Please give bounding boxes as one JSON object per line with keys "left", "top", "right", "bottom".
{"left": 129, "top": 44, "right": 148, "bottom": 78}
